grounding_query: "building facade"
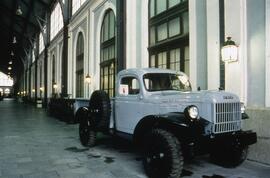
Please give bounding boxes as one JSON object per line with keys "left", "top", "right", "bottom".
{"left": 19, "top": 0, "right": 270, "bottom": 165}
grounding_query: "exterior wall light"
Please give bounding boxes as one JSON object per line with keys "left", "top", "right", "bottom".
{"left": 85, "top": 74, "right": 91, "bottom": 84}
{"left": 16, "top": 6, "right": 23, "bottom": 16}
{"left": 13, "top": 37, "right": 17, "bottom": 44}
{"left": 8, "top": 67, "right": 12, "bottom": 70}
{"left": 53, "top": 83, "right": 57, "bottom": 89}
{"left": 9, "top": 61, "right": 12, "bottom": 65}
{"left": 53, "top": 82, "right": 58, "bottom": 89}
{"left": 221, "top": 37, "right": 238, "bottom": 62}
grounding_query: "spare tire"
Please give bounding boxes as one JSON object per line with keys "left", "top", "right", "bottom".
{"left": 89, "top": 90, "right": 111, "bottom": 131}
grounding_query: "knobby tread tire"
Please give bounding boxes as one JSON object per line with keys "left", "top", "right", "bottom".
{"left": 89, "top": 90, "right": 111, "bottom": 131}
{"left": 79, "top": 107, "right": 96, "bottom": 147}
{"left": 143, "top": 129, "right": 183, "bottom": 178}
{"left": 210, "top": 145, "right": 248, "bottom": 168}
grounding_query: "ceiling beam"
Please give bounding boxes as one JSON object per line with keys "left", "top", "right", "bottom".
{"left": 36, "top": 0, "right": 50, "bottom": 8}
{"left": 18, "top": 0, "right": 35, "bottom": 49}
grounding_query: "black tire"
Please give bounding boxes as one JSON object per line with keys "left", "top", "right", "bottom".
{"left": 79, "top": 107, "right": 96, "bottom": 147}
{"left": 210, "top": 145, "right": 248, "bottom": 168}
{"left": 89, "top": 90, "right": 111, "bottom": 131}
{"left": 143, "top": 129, "right": 183, "bottom": 178}
{"left": 75, "top": 107, "right": 88, "bottom": 124}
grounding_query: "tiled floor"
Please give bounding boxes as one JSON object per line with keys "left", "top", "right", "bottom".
{"left": 0, "top": 99, "right": 269, "bottom": 178}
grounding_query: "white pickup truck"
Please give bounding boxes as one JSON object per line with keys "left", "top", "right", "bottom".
{"left": 78, "top": 68, "right": 257, "bottom": 178}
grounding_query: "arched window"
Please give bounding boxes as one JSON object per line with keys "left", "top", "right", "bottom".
{"left": 100, "top": 10, "right": 116, "bottom": 97}
{"left": 76, "top": 32, "right": 84, "bottom": 98}
{"left": 0, "top": 72, "right": 13, "bottom": 86}
{"left": 149, "top": 0, "right": 189, "bottom": 75}
{"left": 72, "top": 0, "right": 86, "bottom": 15}
{"left": 39, "top": 26, "right": 46, "bottom": 54}
{"left": 52, "top": 55, "right": 56, "bottom": 94}
{"left": 50, "top": 3, "right": 64, "bottom": 41}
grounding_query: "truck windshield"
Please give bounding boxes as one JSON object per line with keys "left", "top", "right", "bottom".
{"left": 143, "top": 73, "right": 191, "bottom": 92}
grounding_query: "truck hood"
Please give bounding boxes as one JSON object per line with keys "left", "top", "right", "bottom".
{"left": 145, "top": 90, "right": 240, "bottom": 104}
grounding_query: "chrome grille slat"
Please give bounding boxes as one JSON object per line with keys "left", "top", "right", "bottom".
{"left": 213, "top": 102, "right": 241, "bottom": 134}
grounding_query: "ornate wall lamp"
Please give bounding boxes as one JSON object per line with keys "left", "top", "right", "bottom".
{"left": 221, "top": 37, "right": 238, "bottom": 62}
{"left": 85, "top": 74, "right": 91, "bottom": 84}
{"left": 53, "top": 82, "right": 58, "bottom": 89}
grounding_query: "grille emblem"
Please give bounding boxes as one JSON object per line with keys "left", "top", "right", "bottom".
{"left": 223, "top": 96, "right": 233, "bottom": 100}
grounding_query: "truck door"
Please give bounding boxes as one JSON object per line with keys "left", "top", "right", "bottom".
{"left": 115, "top": 76, "right": 142, "bottom": 134}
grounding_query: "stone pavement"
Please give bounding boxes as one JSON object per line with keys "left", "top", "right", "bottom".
{"left": 0, "top": 99, "right": 269, "bottom": 178}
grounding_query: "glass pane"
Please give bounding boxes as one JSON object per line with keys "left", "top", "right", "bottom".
{"left": 158, "top": 53, "right": 162, "bottom": 65}
{"left": 185, "top": 61, "right": 189, "bottom": 76}
{"left": 109, "top": 45, "right": 115, "bottom": 59}
{"left": 104, "top": 14, "right": 109, "bottom": 41}
{"left": 175, "top": 48, "right": 180, "bottom": 62}
{"left": 151, "top": 55, "right": 155, "bottom": 67}
{"left": 182, "top": 12, "right": 189, "bottom": 34}
{"left": 156, "top": 0, "right": 167, "bottom": 14}
{"left": 104, "top": 66, "right": 108, "bottom": 75}
{"left": 169, "top": 18, "right": 180, "bottom": 37}
{"left": 170, "top": 63, "right": 175, "bottom": 70}
{"left": 162, "top": 52, "right": 167, "bottom": 68}
{"left": 104, "top": 76, "right": 108, "bottom": 89}
{"left": 170, "top": 49, "right": 176, "bottom": 63}
{"left": 112, "top": 45, "right": 115, "bottom": 58}
{"left": 100, "top": 77, "right": 103, "bottom": 88}
{"left": 101, "top": 26, "right": 104, "bottom": 42}
{"left": 101, "top": 49, "right": 104, "bottom": 62}
{"left": 150, "top": 0, "right": 155, "bottom": 17}
{"left": 184, "top": 46, "right": 190, "bottom": 75}
{"left": 169, "top": 0, "right": 181, "bottom": 8}
{"left": 184, "top": 46, "right": 189, "bottom": 60}
{"left": 157, "top": 23, "right": 167, "bottom": 41}
{"left": 150, "top": 27, "right": 155, "bottom": 45}
{"left": 109, "top": 11, "right": 115, "bottom": 39}
{"left": 176, "top": 63, "right": 180, "bottom": 71}
{"left": 158, "top": 52, "right": 166, "bottom": 69}
{"left": 169, "top": 48, "right": 180, "bottom": 71}
{"left": 184, "top": 46, "right": 189, "bottom": 75}
{"left": 104, "top": 47, "right": 108, "bottom": 61}
{"left": 104, "top": 71, "right": 108, "bottom": 88}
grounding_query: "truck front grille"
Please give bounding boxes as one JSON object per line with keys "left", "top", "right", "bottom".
{"left": 213, "top": 102, "right": 241, "bottom": 134}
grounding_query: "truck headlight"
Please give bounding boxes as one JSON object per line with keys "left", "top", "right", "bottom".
{"left": 185, "top": 105, "right": 199, "bottom": 121}
{"left": 241, "top": 102, "right": 245, "bottom": 114}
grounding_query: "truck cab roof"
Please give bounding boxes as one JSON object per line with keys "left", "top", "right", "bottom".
{"left": 118, "top": 68, "right": 187, "bottom": 77}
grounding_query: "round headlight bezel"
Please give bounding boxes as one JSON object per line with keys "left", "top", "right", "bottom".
{"left": 185, "top": 105, "right": 199, "bottom": 121}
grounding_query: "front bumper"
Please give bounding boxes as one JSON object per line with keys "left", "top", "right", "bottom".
{"left": 193, "top": 130, "right": 257, "bottom": 155}
{"left": 210, "top": 130, "right": 257, "bottom": 147}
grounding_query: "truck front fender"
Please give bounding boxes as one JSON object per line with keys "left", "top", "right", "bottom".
{"left": 133, "top": 112, "right": 197, "bottom": 147}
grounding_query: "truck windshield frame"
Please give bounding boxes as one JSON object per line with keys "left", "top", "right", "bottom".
{"left": 143, "top": 73, "right": 191, "bottom": 92}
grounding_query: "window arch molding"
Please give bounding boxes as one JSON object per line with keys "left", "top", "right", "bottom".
{"left": 94, "top": 4, "right": 116, "bottom": 76}
{"left": 50, "top": 2, "right": 64, "bottom": 41}
{"left": 74, "top": 28, "right": 86, "bottom": 58}
{"left": 99, "top": 8, "right": 116, "bottom": 97}
{"left": 74, "top": 30, "right": 85, "bottom": 98}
